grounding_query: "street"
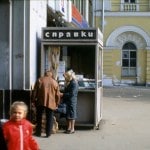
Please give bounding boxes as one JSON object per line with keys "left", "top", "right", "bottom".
{"left": 35, "top": 86, "right": 150, "bottom": 150}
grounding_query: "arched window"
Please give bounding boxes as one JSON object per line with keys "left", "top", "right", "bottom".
{"left": 122, "top": 42, "right": 137, "bottom": 76}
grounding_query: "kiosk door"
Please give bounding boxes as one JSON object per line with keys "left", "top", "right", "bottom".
{"left": 95, "top": 45, "right": 103, "bottom": 129}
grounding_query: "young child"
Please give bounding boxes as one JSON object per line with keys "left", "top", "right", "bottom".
{"left": 2, "top": 101, "right": 40, "bottom": 150}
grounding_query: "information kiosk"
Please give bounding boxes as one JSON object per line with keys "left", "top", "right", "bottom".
{"left": 41, "top": 27, "right": 103, "bottom": 129}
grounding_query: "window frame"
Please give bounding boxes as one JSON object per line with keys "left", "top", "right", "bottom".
{"left": 124, "top": 0, "right": 136, "bottom": 3}
{"left": 121, "top": 42, "right": 137, "bottom": 77}
{"left": 121, "top": 0, "right": 139, "bottom": 11}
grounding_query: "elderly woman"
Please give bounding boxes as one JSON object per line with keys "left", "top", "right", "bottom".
{"left": 62, "top": 70, "right": 79, "bottom": 134}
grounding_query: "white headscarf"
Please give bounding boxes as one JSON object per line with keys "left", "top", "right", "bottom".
{"left": 64, "top": 70, "right": 77, "bottom": 86}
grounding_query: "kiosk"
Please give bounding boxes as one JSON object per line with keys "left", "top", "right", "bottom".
{"left": 41, "top": 28, "right": 103, "bottom": 129}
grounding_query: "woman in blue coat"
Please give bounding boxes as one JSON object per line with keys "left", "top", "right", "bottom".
{"left": 62, "top": 70, "right": 78, "bottom": 134}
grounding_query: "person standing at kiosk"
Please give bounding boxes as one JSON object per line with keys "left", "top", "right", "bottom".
{"left": 62, "top": 70, "right": 79, "bottom": 134}
{"left": 32, "top": 70, "right": 61, "bottom": 137}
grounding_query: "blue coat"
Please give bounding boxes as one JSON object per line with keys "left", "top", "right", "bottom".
{"left": 63, "top": 79, "right": 79, "bottom": 119}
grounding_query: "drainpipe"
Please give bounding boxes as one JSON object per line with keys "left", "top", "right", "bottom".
{"left": 102, "top": 0, "right": 104, "bottom": 33}
{"left": 23, "top": 0, "right": 26, "bottom": 90}
{"left": 9, "top": 0, "right": 12, "bottom": 105}
{"left": 92, "top": 0, "right": 96, "bottom": 26}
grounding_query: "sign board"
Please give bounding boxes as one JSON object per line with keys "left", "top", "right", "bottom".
{"left": 42, "top": 28, "right": 102, "bottom": 43}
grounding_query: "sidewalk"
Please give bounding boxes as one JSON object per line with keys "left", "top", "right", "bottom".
{"left": 35, "top": 86, "right": 150, "bottom": 150}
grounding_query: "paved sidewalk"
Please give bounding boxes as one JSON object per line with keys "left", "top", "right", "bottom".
{"left": 35, "top": 86, "right": 150, "bottom": 150}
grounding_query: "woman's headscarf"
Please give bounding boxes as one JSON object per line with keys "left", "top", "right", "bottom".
{"left": 63, "top": 70, "right": 77, "bottom": 86}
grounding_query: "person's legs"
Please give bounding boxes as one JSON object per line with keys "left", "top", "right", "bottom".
{"left": 67, "top": 119, "right": 71, "bottom": 131}
{"left": 35, "top": 105, "right": 44, "bottom": 136}
{"left": 71, "top": 119, "right": 75, "bottom": 132}
{"left": 65, "top": 103, "right": 76, "bottom": 133}
{"left": 45, "top": 108, "right": 53, "bottom": 137}
{"left": 65, "top": 119, "right": 75, "bottom": 134}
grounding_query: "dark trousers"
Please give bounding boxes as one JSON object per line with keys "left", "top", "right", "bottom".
{"left": 0, "top": 125, "right": 7, "bottom": 150}
{"left": 36, "top": 105, "right": 54, "bottom": 136}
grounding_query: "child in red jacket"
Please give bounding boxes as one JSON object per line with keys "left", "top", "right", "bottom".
{"left": 2, "top": 101, "right": 40, "bottom": 150}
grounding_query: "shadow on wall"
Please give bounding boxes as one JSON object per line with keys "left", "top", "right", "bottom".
{"left": 0, "top": 90, "right": 31, "bottom": 120}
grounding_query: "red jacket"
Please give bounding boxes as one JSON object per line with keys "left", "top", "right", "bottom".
{"left": 2, "top": 119, "right": 39, "bottom": 150}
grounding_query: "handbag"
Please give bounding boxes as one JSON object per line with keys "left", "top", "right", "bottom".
{"left": 56, "top": 102, "right": 66, "bottom": 114}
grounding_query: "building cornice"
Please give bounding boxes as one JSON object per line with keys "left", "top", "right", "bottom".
{"left": 103, "top": 46, "right": 150, "bottom": 50}
{"left": 103, "top": 12, "right": 150, "bottom": 17}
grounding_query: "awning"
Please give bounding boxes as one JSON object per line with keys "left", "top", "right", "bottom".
{"left": 71, "top": 4, "right": 89, "bottom": 28}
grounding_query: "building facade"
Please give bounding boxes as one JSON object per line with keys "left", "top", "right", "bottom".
{"left": 95, "top": 0, "right": 150, "bottom": 86}
{"left": 0, "top": 0, "right": 93, "bottom": 118}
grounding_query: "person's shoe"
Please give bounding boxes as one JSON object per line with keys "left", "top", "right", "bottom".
{"left": 45, "top": 134, "right": 51, "bottom": 138}
{"left": 43, "top": 135, "right": 50, "bottom": 138}
{"left": 64, "top": 130, "right": 70, "bottom": 133}
{"left": 66, "top": 130, "right": 75, "bottom": 134}
{"left": 34, "top": 132, "right": 41, "bottom": 137}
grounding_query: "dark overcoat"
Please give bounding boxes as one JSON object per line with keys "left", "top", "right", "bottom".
{"left": 63, "top": 79, "right": 79, "bottom": 119}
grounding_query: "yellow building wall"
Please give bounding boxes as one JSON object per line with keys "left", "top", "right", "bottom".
{"left": 104, "top": 17, "right": 150, "bottom": 42}
{"left": 103, "top": 49, "right": 146, "bottom": 85}
{"left": 146, "top": 51, "right": 150, "bottom": 84}
{"left": 103, "top": 49, "right": 147, "bottom": 85}
{"left": 112, "top": 49, "right": 122, "bottom": 83}
{"left": 111, "top": 0, "right": 120, "bottom": 11}
{"left": 137, "top": 49, "right": 146, "bottom": 84}
{"left": 103, "top": 50, "right": 113, "bottom": 76}
{"left": 95, "top": 1, "right": 150, "bottom": 86}
{"left": 102, "top": 16, "right": 150, "bottom": 85}
{"left": 103, "top": 49, "right": 122, "bottom": 84}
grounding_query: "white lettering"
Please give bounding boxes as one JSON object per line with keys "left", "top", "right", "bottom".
{"left": 88, "top": 32, "right": 94, "bottom": 37}
{"left": 81, "top": 31, "right": 86, "bottom": 37}
{"left": 52, "top": 32, "right": 57, "bottom": 37}
{"left": 66, "top": 32, "right": 71, "bottom": 37}
{"left": 43, "top": 30, "right": 95, "bottom": 40}
{"left": 45, "top": 32, "right": 50, "bottom": 38}
{"left": 74, "top": 32, "right": 79, "bottom": 37}
{"left": 59, "top": 32, "right": 64, "bottom": 38}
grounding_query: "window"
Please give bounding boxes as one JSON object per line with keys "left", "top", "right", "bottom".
{"left": 124, "top": 0, "right": 135, "bottom": 3}
{"left": 122, "top": 0, "right": 137, "bottom": 11}
{"left": 122, "top": 42, "right": 137, "bottom": 76}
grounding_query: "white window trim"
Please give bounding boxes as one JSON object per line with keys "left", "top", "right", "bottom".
{"left": 120, "top": 0, "right": 139, "bottom": 11}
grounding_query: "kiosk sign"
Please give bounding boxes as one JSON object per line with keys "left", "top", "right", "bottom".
{"left": 42, "top": 28, "right": 97, "bottom": 41}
